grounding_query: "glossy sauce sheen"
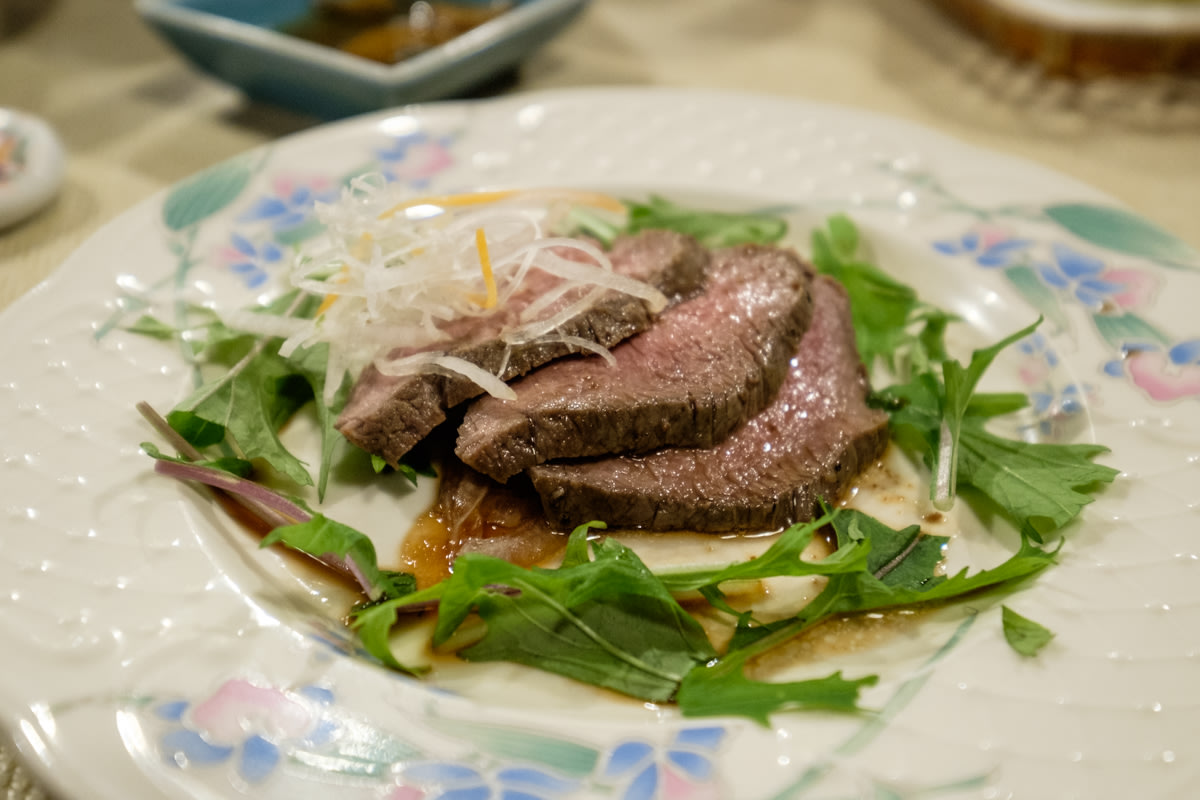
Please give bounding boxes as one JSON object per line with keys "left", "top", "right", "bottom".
{"left": 398, "top": 443, "right": 949, "bottom": 586}
{"left": 282, "top": 1, "right": 510, "bottom": 65}
{"left": 392, "top": 439, "right": 959, "bottom": 677}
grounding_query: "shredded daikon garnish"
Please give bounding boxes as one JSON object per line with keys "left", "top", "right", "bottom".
{"left": 280, "top": 179, "right": 660, "bottom": 403}
{"left": 375, "top": 353, "right": 517, "bottom": 402}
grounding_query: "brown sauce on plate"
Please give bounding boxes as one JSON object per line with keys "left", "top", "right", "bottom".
{"left": 282, "top": 1, "right": 512, "bottom": 65}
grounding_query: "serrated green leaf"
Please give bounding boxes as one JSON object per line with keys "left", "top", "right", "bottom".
{"left": 1044, "top": 203, "right": 1198, "bottom": 270}
{"left": 448, "top": 540, "right": 716, "bottom": 702}
{"left": 262, "top": 513, "right": 416, "bottom": 604}
{"left": 139, "top": 441, "right": 252, "bottom": 477}
{"left": 283, "top": 341, "right": 349, "bottom": 501}
{"left": 677, "top": 666, "right": 876, "bottom": 725}
{"left": 1002, "top": 605, "right": 1054, "bottom": 656}
{"left": 163, "top": 158, "right": 255, "bottom": 231}
{"left": 678, "top": 509, "right": 1052, "bottom": 725}
{"left": 656, "top": 511, "right": 869, "bottom": 594}
{"left": 624, "top": 195, "right": 787, "bottom": 248}
{"left": 938, "top": 318, "right": 1043, "bottom": 508}
{"left": 884, "top": 376, "right": 1118, "bottom": 536}
{"left": 360, "top": 531, "right": 716, "bottom": 702}
{"left": 173, "top": 355, "right": 314, "bottom": 486}
{"left": 166, "top": 409, "right": 226, "bottom": 449}
{"left": 827, "top": 213, "right": 860, "bottom": 260}
{"left": 957, "top": 426, "right": 1116, "bottom": 538}
{"left": 810, "top": 216, "right": 944, "bottom": 374}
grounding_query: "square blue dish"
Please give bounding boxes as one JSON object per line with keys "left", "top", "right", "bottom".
{"left": 135, "top": 0, "right": 590, "bottom": 119}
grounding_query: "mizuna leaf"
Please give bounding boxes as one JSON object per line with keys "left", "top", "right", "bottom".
{"left": 1001, "top": 605, "right": 1055, "bottom": 656}
{"left": 937, "top": 318, "right": 1042, "bottom": 509}
{"left": 173, "top": 359, "right": 314, "bottom": 487}
{"left": 624, "top": 195, "right": 788, "bottom": 248}
{"left": 677, "top": 666, "right": 876, "bottom": 725}
{"left": 354, "top": 526, "right": 714, "bottom": 702}
{"left": 262, "top": 513, "right": 415, "bottom": 602}
{"left": 677, "top": 510, "right": 1054, "bottom": 725}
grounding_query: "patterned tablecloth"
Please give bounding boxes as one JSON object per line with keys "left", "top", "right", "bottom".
{"left": 1, "top": 0, "right": 1198, "bottom": 797}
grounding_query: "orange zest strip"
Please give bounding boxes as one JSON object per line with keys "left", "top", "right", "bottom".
{"left": 468, "top": 227, "right": 498, "bottom": 309}
{"left": 316, "top": 292, "right": 339, "bottom": 317}
{"left": 378, "top": 188, "right": 625, "bottom": 220}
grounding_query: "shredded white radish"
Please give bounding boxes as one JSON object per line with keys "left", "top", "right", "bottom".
{"left": 269, "top": 180, "right": 651, "bottom": 403}
{"left": 376, "top": 353, "right": 517, "bottom": 402}
{"left": 534, "top": 334, "right": 620, "bottom": 366}
{"left": 219, "top": 309, "right": 310, "bottom": 341}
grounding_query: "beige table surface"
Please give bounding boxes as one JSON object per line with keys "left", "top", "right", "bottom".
{"left": 1, "top": 0, "right": 1198, "bottom": 797}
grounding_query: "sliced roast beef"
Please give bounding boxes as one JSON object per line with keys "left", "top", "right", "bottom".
{"left": 336, "top": 230, "right": 710, "bottom": 465}
{"left": 455, "top": 245, "right": 815, "bottom": 482}
{"left": 527, "top": 275, "right": 889, "bottom": 533}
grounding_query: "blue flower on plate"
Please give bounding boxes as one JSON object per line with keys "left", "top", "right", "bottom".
{"left": 932, "top": 226, "right": 1032, "bottom": 268}
{"left": 375, "top": 132, "right": 455, "bottom": 189}
{"left": 1036, "top": 243, "right": 1126, "bottom": 310}
{"left": 1029, "top": 383, "right": 1088, "bottom": 417}
{"left": 220, "top": 231, "right": 284, "bottom": 289}
{"left": 1103, "top": 338, "right": 1200, "bottom": 402}
{"left": 236, "top": 176, "right": 338, "bottom": 236}
{"left": 394, "top": 761, "right": 578, "bottom": 800}
{"left": 600, "top": 727, "right": 725, "bottom": 800}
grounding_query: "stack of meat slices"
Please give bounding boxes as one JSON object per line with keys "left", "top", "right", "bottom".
{"left": 336, "top": 230, "right": 889, "bottom": 535}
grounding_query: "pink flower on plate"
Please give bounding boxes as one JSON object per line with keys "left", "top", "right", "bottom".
{"left": 1099, "top": 267, "right": 1159, "bottom": 311}
{"left": 376, "top": 132, "right": 455, "bottom": 188}
{"left": 155, "top": 680, "right": 335, "bottom": 783}
{"left": 189, "top": 679, "right": 315, "bottom": 742}
{"left": 1125, "top": 348, "right": 1200, "bottom": 403}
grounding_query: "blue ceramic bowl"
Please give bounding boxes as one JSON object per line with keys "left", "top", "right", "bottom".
{"left": 135, "top": 0, "right": 589, "bottom": 119}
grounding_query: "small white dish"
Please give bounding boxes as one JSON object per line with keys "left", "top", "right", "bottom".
{"left": 0, "top": 109, "right": 65, "bottom": 229}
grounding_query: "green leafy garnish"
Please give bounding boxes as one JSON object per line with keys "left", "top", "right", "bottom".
{"left": 132, "top": 292, "right": 363, "bottom": 501}
{"left": 355, "top": 523, "right": 716, "bottom": 701}
{"left": 136, "top": 204, "right": 1117, "bottom": 725}
{"left": 574, "top": 195, "right": 788, "bottom": 249}
{"left": 822, "top": 214, "right": 1117, "bottom": 526}
{"left": 262, "top": 513, "right": 415, "bottom": 603}
{"left": 347, "top": 508, "right": 1057, "bottom": 721}
{"left": 1001, "top": 605, "right": 1055, "bottom": 656}
{"left": 936, "top": 319, "right": 1043, "bottom": 510}
{"left": 140, "top": 441, "right": 252, "bottom": 478}
{"left": 882, "top": 373, "right": 1117, "bottom": 538}
{"left": 810, "top": 214, "right": 956, "bottom": 374}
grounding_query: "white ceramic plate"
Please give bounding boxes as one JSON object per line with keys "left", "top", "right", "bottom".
{"left": 2, "top": 88, "right": 1198, "bottom": 800}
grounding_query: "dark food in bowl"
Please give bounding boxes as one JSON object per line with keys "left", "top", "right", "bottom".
{"left": 285, "top": 0, "right": 514, "bottom": 65}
